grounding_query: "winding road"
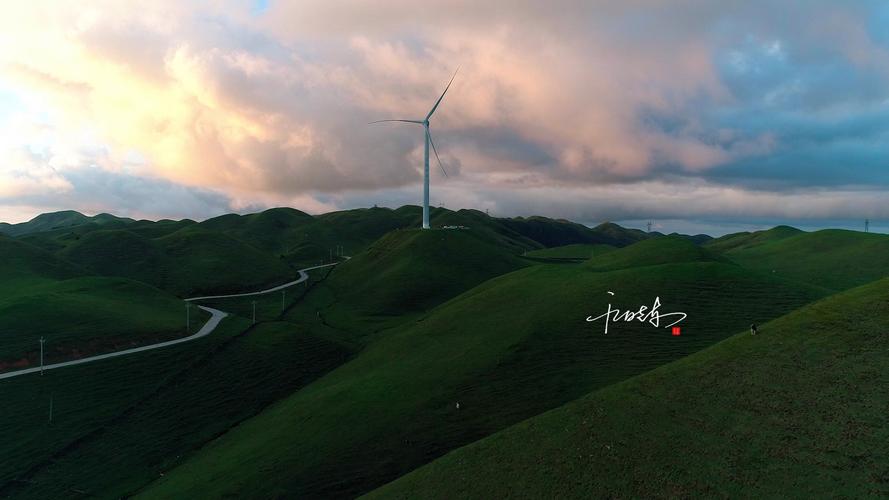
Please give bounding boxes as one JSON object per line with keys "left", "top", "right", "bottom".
{"left": 0, "top": 262, "right": 340, "bottom": 381}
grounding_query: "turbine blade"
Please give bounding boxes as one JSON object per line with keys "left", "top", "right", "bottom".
{"left": 368, "top": 119, "right": 424, "bottom": 124}
{"left": 427, "top": 129, "right": 448, "bottom": 178}
{"left": 425, "top": 67, "right": 459, "bottom": 121}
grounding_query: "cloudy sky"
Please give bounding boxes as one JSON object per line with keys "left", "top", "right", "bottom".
{"left": 1, "top": 1, "right": 887, "bottom": 233}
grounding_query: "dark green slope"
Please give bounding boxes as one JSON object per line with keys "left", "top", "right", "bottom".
{"left": 54, "top": 226, "right": 294, "bottom": 296}
{"left": 0, "top": 235, "right": 200, "bottom": 368}
{"left": 331, "top": 228, "right": 526, "bottom": 312}
{"left": 0, "top": 277, "right": 200, "bottom": 368}
{"left": 725, "top": 229, "right": 889, "bottom": 291}
{"left": 17, "top": 218, "right": 191, "bottom": 254}
{"left": 589, "top": 221, "right": 651, "bottom": 246}
{"left": 200, "top": 206, "right": 414, "bottom": 266}
{"left": 153, "top": 226, "right": 294, "bottom": 296}
{"left": 59, "top": 229, "right": 164, "bottom": 283}
{"left": 586, "top": 236, "right": 726, "bottom": 271}
{"left": 0, "top": 234, "right": 80, "bottom": 284}
{"left": 525, "top": 243, "right": 616, "bottom": 261}
{"left": 370, "top": 277, "right": 889, "bottom": 499}
{"left": 0, "top": 211, "right": 132, "bottom": 237}
{"left": 0, "top": 320, "right": 350, "bottom": 499}
{"left": 140, "top": 250, "right": 823, "bottom": 499}
{"left": 667, "top": 232, "right": 713, "bottom": 245}
{"left": 287, "top": 228, "right": 529, "bottom": 345}
{"left": 705, "top": 225, "right": 803, "bottom": 253}
{"left": 430, "top": 209, "right": 543, "bottom": 252}
{"left": 123, "top": 219, "right": 197, "bottom": 239}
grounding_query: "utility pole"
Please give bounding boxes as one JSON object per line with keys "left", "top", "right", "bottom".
{"left": 39, "top": 336, "right": 45, "bottom": 375}
{"left": 252, "top": 300, "right": 257, "bottom": 325}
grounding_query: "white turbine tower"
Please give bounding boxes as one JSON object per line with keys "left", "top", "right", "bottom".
{"left": 371, "top": 69, "right": 458, "bottom": 229}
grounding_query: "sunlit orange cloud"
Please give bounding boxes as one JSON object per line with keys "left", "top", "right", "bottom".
{"left": 0, "top": 0, "right": 887, "bottom": 224}
{"left": 0, "top": 0, "right": 751, "bottom": 194}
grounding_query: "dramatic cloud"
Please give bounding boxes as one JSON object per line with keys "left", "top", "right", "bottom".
{"left": 0, "top": 0, "right": 887, "bottom": 226}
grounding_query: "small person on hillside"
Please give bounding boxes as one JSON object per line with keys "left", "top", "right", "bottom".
{"left": 750, "top": 323, "right": 758, "bottom": 336}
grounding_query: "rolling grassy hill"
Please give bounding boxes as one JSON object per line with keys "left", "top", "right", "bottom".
{"left": 705, "top": 225, "right": 803, "bottom": 253}
{"left": 369, "top": 276, "right": 889, "bottom": 499}
{"left": 278, "top": 228, "right": 530, "bottom": 347}
{"left": 525, "top": 243, "right": 616, "bottom": 261}
{"left": 0, "top": 315, "right": 351, "bottom": 498}
{"left": 55, "top": 226, "right": 294, "bottom": 296}
{"left": 0, "top": 234, "right": 79, "bottom": 284}
{"left": 139, "top": 238, "right": 825, "bottom": 499}
{"left": 325, "top": 229, "right": 526, "bottom": 321}
{"left": 724, "top": 229, "right": 889, "bottom": 291}
{"left": 0, "top": 277, "right": 205, "bottom": 369}
{"left": 0, "top": 234, "right": 203, "bottom": 369}
{"left": 585, "top": 236, "right": 727, "bottom": 272}
{"left": 7, "top": 206, "right": 707, "bottom": 300}
{"left": 0, "top": 211, "right": 132, "bottom": 237}
{"left": 5, "top": 208, "right": 879, "bottom": 499}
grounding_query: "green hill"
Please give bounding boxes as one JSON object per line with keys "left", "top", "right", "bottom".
{"left": 0, "top": 233, "right": 201, "bottom": 369}
{"left": 139, "top": 253, "right": 823, "bottom": 498}
{"left": 56, "top": 226, "right": 294, "bottom": 296}
{"left": 328, "top": 229, "right": 527, "bottom": 316}
{"left": 286, "top": 228, "right": 530, "bottom": 345}
{"left": 369, "top": 276, "right": 889, "bottom": 499}
{"left": 0, "top": 211, "right": 132, "bottom": 237}
{"left": 0, "top": 234, "right": 80, "bottom": 284}
{"left": 0, "top": 319, "right": 350, "bottom": 498}
{"left": 724, "top": 229, "right": 889, "bottom": 291}
{"left": 705, "top": 225, "right": 803, "bottom": 253}
{"left": 585, "top": 236, "right": 725, "bottom": 271}
{"left": 0, "top": 276, "right": 202, "bottom": 369}
{"left": 589, "top": 221, "right": 651, "bottom": 246}
{"left": 496, "top": 218, "right": 648, "bottom": 248}
{"left": 524, "top": 243, "right": 616, "bottom": 261}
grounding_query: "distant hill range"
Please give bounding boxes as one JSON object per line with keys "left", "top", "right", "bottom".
{"left": 0, "top": 206, "right": 710, "bottom": 246}
{"left": 0, "top": 210, "right": 134, "bottom": 237}
{"left": 5, "top": 204, "right": 889, "bottom": 498}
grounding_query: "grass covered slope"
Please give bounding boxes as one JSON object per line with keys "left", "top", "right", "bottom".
{"left": 325, "top": 228, "right": 528, "bottom": 316}
{"left": 0, "top": 211, "right": 131, "bottom": 237}
{"left": 0, "top": 320, "right": 350, "bottom": 499}
{"left": 0, "top": 235, "right": 200, "bottom": 368}
{"left": 370, "top": 277, "right": 889, "bottom": 499}
{"left": 585, "top": 235, "right": 725, "bottom": 271}
{"left": 525, "top": 243, "right": 616, "bottom": 261}
{"left": 725, "top": 229, "right": 889, "bottom": 291}
{"left": 283, "top": 228, "right": 530, "bottom": 346}
{"left": 705, "top": 225, "right": 803, "bottom": 253}
{"left": 140, "top": 251, "right": 823, "bottom": 498}
{"left": 56, "top": 226, "right": 294, "bottom": 296}
{"left": 0, "top": 234, "right": 79, "bottom": 284}
{"left": 0, "top": 277, "right": 203, "bottom": 369}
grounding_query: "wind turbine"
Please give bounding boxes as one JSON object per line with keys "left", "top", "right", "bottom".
{"left": 371, "top": 68, "right": 458, "bottom": 229}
